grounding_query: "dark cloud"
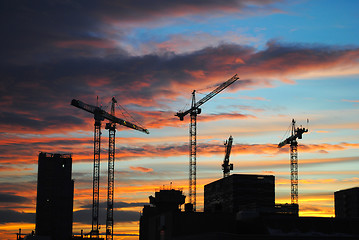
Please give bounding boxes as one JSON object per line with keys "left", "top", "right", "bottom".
{"left": 114, "top": 233, "right": 138, "bottom": 237}
{"left": 73, "top": 208, "right": 140, "bottom": 224}
{"left": 0, "top": 210, "right": 35, "bottom": 223}
{"left": 0, "top": 111, "right": 84, "bottom": 132}
{"left": 80, "top": 201, "right": 146, "bottom": 210}
{"left": 246, "top": 40, "right": 359, "bottom": 72}
{"left": 300, "top": 206, "right": 323, "bottom": 212}
{"left": 1, "top": 40, "right": 358, "bottom": 135}
{"left": 0, "top": 138, "right": 92, "bottom": 164}
{"left": 89, "top": 0, "right": 281, "bottom": 22}
{"left": 1, "top": 0, "right": 282, "bottom": 65}
{"left": 0, "top": 204, "right": 141, "bottom": 224}
{"left": 0, "top": 193, "right": 30, "bottom": 203}
{"left": 1, "top": 1, "right": 113, "bottom": 64}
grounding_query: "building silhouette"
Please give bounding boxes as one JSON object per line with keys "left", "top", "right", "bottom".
{"left": 140, "top": 187, "right": 186, "bottom": 240}
{"left": 335, "top": 187, "right": 359, "bottom": 218}
{"left": 204, "top": 174, "right": 275, "bottom": 214}
{"left": 140, "top": 176, "right": 359, "bottom": 240}
{"left": 140, "top": 174, "right": 276, "bottom": 240}
{"left": 35, "top": 152, "right": 74, "bottom": 240}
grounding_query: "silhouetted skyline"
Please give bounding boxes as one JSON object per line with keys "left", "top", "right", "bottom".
{"left": 1, "top": 1, "right": 359, "bottom": 240}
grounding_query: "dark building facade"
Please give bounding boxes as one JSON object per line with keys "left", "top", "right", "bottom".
{"left": 335, "top": 187, "right": 359, "bottom": 218}
{"left": 274, "top": 203, "right": 299, "bottom": 216}
{"left": 204, "top": 174, "right": 275, "bottom": 214}
{"left": 35, "top": 152, "right": 74, "bottom": 240}
{"left": 140, "top": 184, "right": 359, "bottom": 240}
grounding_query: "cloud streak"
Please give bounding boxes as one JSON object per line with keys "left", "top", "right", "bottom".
{"left": 1, "top": 134, "right": 358, "bottom": 166}
{"left": 130, "top": 166, "right": 153, "bottom": 173}
{"left": 0, "top": 193, "right": 30, "bottom": 204}
{"left": 0, "top": 210, "right": 35, "bottom": 224}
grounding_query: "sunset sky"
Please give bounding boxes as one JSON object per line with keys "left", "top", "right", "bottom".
{"left": 1, "top": 0, "right": 359, "bottom": 239}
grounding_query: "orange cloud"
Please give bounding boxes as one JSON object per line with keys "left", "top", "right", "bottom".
{"left": 1, "top": 133, "right": 359, "bottom": 167}
{"left": 239, "top": 96, "right": 268, "bottom": 101}
{"left": 130, "top": 166, "right": 153, "bottom": 172}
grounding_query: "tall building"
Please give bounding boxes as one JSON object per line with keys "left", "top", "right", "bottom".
{"left": 335, "top": 187, "right": 359, "bottom": 218}
{"left": 35, "top": 152, "right": 74, "bottom": 240}
{"left": 204, "top": 174, "right": 275, "bottom": 214}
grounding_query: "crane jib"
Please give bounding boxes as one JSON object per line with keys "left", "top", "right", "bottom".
{"left": 71, "top": 99, "right": 149, "bottom": 134}
{"left": 196, "top": 74, "right": 239, "bottom": 107}
{"left": 175, "top": 74, "right": 239, "bottom": 119}
{"left": 195, "top": 74, "right": 239, "bottom": 108}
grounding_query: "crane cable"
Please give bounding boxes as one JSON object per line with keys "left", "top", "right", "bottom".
{"left": 102, "top": 97, "right": 146, "bottom": 129}
{"left": 279, "top": 121, "right": 292, "bottom": 143}
{"left": 179, "top": 81, "right": 222, "bottom": 112}
{"left": 117, "top": 104, "right": 146, "bottom": 129}
{"left": 197, "top": 81, "right": 222, "bottom": 93}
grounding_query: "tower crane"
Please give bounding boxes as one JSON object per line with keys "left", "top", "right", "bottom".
{"left": 278, "top": 119, "right": 308, "bottom": 206}
{"left": 105, "top": 97, "right": 116, "bottom": 240}
{"left": 71, "top": 99, "right": 149, "bottom": 238}
{"left": 175, "top": 74, "right": 239, "bottom": 211}
{"left": 222, "top": 135, "right": 233, "bottom": 178}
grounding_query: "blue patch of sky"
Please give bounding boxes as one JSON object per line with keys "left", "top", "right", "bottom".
{"left": 123, "top": 0, "right": 358, "bottom": 53}
{"left": 276, "top": 0, "right": 359, "bottom": 46}
{"left": 198, "top": 74, "right": 359, "bottom": 146}
{"left": 244, "top": 76, "right": 359, "bottom": 114}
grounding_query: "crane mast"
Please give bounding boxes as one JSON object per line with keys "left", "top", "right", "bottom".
{"left": 176, "top": 74, "right": 239, "bottom": 211}
{"left": 71, "top": 98, "right": 149, "bottom": 238}
{"left": 189, "top": 91, "right": 199, "bottom": 210}
{"left": 92, "top": 112, "right": 102, "bottom": 237}
{"left": 290, "top": 138, "right": 298, "bottom": 205}
{"left": 222, "top": 135, "right": 233, "bottom": 178}
{"left": 278, "top": 119, "right": 308, "bottom": 206}
{"left": 105, "top": 97, "right": 117, "bottom": 240}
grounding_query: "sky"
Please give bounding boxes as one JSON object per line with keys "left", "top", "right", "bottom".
{"left": 0, "top": 0, "right": 359, "bottom": 239}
